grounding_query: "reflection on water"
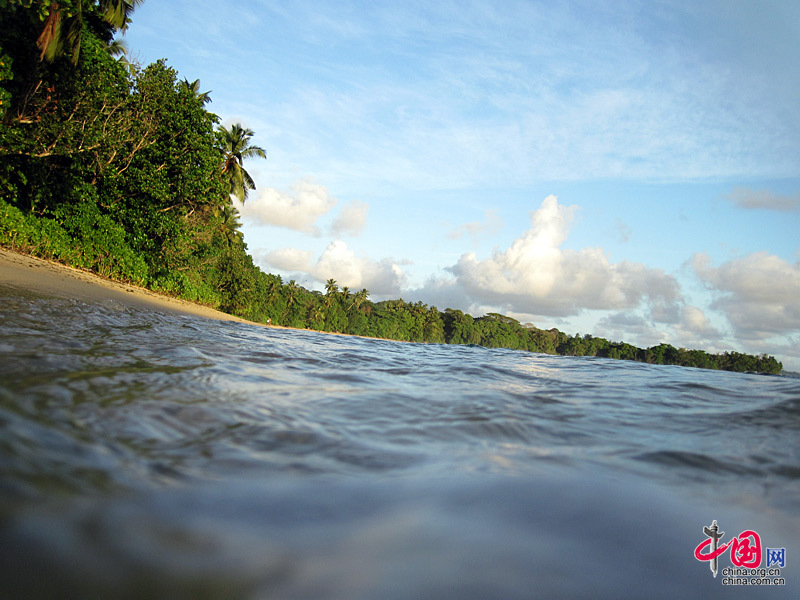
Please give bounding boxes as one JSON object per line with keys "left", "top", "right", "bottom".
{"left": 1, "top": 287, "right": 798, "bottom": 598}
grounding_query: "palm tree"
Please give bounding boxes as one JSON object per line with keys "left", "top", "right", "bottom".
{"left": 348, "top": 288, "right": 369, "bottom": 312}
{"left": 179, "top": 78, "right": 211, "bottom": 105}
{"left": 286, "top": 280, "right": 298, "bottom": 307}
{"left": 310, "top": 305, "right": 325, "bottom": 327}
{"left": 324, "top": 278, "right": 338, "bottom": 296}
{"left": 218, "top": 123, "right": 266, "bottom": 203}
{"left": 217, "top": 204, "right": 244, "bottom": 248}
{"left": 264, "top": 276, "right": 281, "bottom": 305}
{"left": 36, "top": 3, "right": 82, "bottom": 63}
{"left": 100, "top": 0, "right": 143, "bottom": 31}
{"left": 104, "top": 36, "right": 136, "bottom": 74}
{"left": 36, "top": 0, "right": 144, "bottom": 65}
{"left": 104, "top": 37, "right": 128, "bottom": 58}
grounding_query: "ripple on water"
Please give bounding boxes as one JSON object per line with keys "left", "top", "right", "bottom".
{"left": 2, "top": 290, "right": 800, "bottom": 597}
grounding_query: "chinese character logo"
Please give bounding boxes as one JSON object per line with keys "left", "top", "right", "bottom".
{"left": 694, "top": 520, "right": 763, "bottom": 577}
{"left": 767, "top": 548, "right": 786, "bottom": 568}
{"left": 695, "top": 520, "right": 727, "bottom": 577}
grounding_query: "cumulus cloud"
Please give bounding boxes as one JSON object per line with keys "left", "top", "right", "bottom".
{"left": 259, "top": 240, "right": 408, "bottom": 297}
{"left": 595, "top": 312, "right": 664, "bottom": 347}
{"left": 593, "top": 305, "right": 725, "bottom": 353}
{"left": 690, "top": 251, "right": 800, "bottom": 341}
{"left": 411, "top": 274, "right": 480, "bottom": 315}
{"left": 260, "top": 247, "right": 314, "bottom": 272}
{"left": 724, "top": 187, "right": 800, "bottom": 212}
{"left": 331, "top": 199, "right": 369, "bottom": 237}
{"left": 449, "top": 195, "right": 682, "bottom": 318}
{"left": 237, "top": 180, "right": 337, "bottom": 235}
{"left": 677, "top": 306, "right": 723, "bottom": 340}
{"left": 446, "top": 209, "right": 503, "bottom": 246}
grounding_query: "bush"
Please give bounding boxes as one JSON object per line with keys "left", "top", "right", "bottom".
{"left": 52, "top": 198, "right": 148, "bottom": 284}
{"left": 0, "top": 198, "right": 75, "bottom": 260}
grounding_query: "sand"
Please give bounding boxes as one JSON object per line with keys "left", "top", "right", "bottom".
{"left": 0, "top": 248, "right": 407, "bottom": 344}
{"left": 0, "top": 248, "right": 266, "bottom": 326}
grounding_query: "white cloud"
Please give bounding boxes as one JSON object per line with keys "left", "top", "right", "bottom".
{"left": 448, "top": 195, "right": 682, "bottom": 318}
{"left": 677, "top": 306, "right": 723, "bottom": 340}
{"left": 747, "top": 339, "right": 800, "bottom": 373}
{"left": 260, "top": 247, "right": 314, "bottom": 272}
{"left": 594, "top": 312, "right": 664, "bottom": 347}
{"left": 593, "top": 305, "right": 725, "bottom": 353}
{"left": 411, "top": 274, "right": 479, "bottom": 314}
{"left": 690, "top": 251, "right": 800, "bottom": 341}
{"left": 236, "top": 180, "right": 337, "bottom": 236}
{"left": 446, "top": 209, "right": 503, "bottom": 246}
{"left": 258, "top": 240, "right": 408, "bottom": 297}
{"left": 331, "top": 200, "right": 369, "bottom": 237}
{"left": 724, "top": 187, "right": 800, "bottom": 212}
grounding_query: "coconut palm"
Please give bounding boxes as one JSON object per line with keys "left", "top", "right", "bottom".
{"left": 104, "top": 36, "right": 136, "bottom": 74}
{"left": 218, "top": 204, "right": 244, "bottom": 248}
{"left": 36, "top": 3, "right": 83, "bottom": 63}
{"left": 264, "top": 276, "right": 281, "bottom": 305}
{"left": 218, "top": 123, "right": 266, "bottom": 203}
{"left": 36, "top": 0, "right": 144, "bottom": 65}
{"left": 104, "top": 37, "right": 127, "bottom": 58}
{"left": 310, "top": 305, "right": 325, "bottom": 327}
{"left": 286, "top": 280, "right": 298, "bottom": 307}
{"left": 179, "top": 78, "right": 211, "bottom": 105}
{"left": 100, "top": 0, "right": 143, "bottom": 31}
{"left": 348, "top": 288, "right": 369, "bottom": 312}
{"left": 324, "top": 278, "right": 338, "bottom": 296}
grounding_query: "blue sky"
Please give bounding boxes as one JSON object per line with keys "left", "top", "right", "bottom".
{"left": 125, "top": 0, "right": 800, "bottom": 370}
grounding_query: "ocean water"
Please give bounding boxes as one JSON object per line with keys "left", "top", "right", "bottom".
{"left": 1, "top": 285, "right": 798, "bottom": 599}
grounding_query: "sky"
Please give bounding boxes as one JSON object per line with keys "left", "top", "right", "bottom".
{"left": 125, "top": 0, "right": 800, "bottom": 371}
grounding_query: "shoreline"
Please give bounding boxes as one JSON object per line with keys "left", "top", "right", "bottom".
{"left": 2, "top": 248, "right": 788, "bottom": 373}
{"left": 0, "top": 247, "right": 279, "bottom": 329}
{"left": 0, "top": 248, "right": 396, "bottom": 344}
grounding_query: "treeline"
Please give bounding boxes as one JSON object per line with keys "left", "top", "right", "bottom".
{"left": 213, "top": 280, "right": 783, "bottom": 375}
{"left": 0, "top": 1, "right": 783, "bottom": 376}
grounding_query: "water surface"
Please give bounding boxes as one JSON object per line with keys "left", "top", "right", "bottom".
{"left": 1, "top": 286, "right": 798, "bottom": 598}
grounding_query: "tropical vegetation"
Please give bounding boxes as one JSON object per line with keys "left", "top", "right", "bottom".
{"left": 218, "top": 122, "right": 265, "bottom": 203}
{"left": 0, "top": 1, "right": 783, "bottom": 375}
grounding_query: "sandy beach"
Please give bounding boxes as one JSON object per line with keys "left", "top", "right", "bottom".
{"left": 0, "top": 248, "right": 264, "bottom": 326}
{"left": 0, "top": 248, "right": 404, "bottom": 344}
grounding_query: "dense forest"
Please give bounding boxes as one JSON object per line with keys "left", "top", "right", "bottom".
{"left": 0, "top": 1, "right": 783, "bottom": 375}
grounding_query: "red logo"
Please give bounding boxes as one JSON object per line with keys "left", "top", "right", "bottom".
{"left": 694, "top": 520, "right": 762, "bottom": 577}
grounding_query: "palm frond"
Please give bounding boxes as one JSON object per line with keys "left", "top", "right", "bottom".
{"left": 217, "top": 122, "right": 266, "bottom": 202}
{"left": 100, "top": 0, "right": 145, "bottom": 31}
{"left": 37, "top": 0, "right": 142, "bottom": 65}
{"left": 241, "top": 146, "right": 267, "bottom": 160}
{"left": 36, "top": 8, "right": 62, "bottom": 61}
{"left": 105, "top": 38, "right": 129, "bottom": 58}
{"left": 64, "top": 13, "right": 84, "bottom": 65}
{"left": 242, "top": 168, "right": 256, "bottom": 193}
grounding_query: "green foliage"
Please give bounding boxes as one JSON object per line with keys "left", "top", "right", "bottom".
{"left": 0, "top": 1, "right": 141, "bottom": 65}
{"left": 218, "top": 122, "right": 266, "bottom": 202}
{"left": 0, "top": 197, "right": 74, "bottom": 258}
{"left": 0, "top": 50, "right": 11, "bottom": 118}
{"left": 51, "top": 194, "right": 147, "bottom": 282}
{"left": 0, "top": 4, "right": 231, "bottom": 299}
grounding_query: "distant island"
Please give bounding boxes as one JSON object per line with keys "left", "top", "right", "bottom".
{"left": 0, "top": 1, "right": 782, "bottom": 375}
